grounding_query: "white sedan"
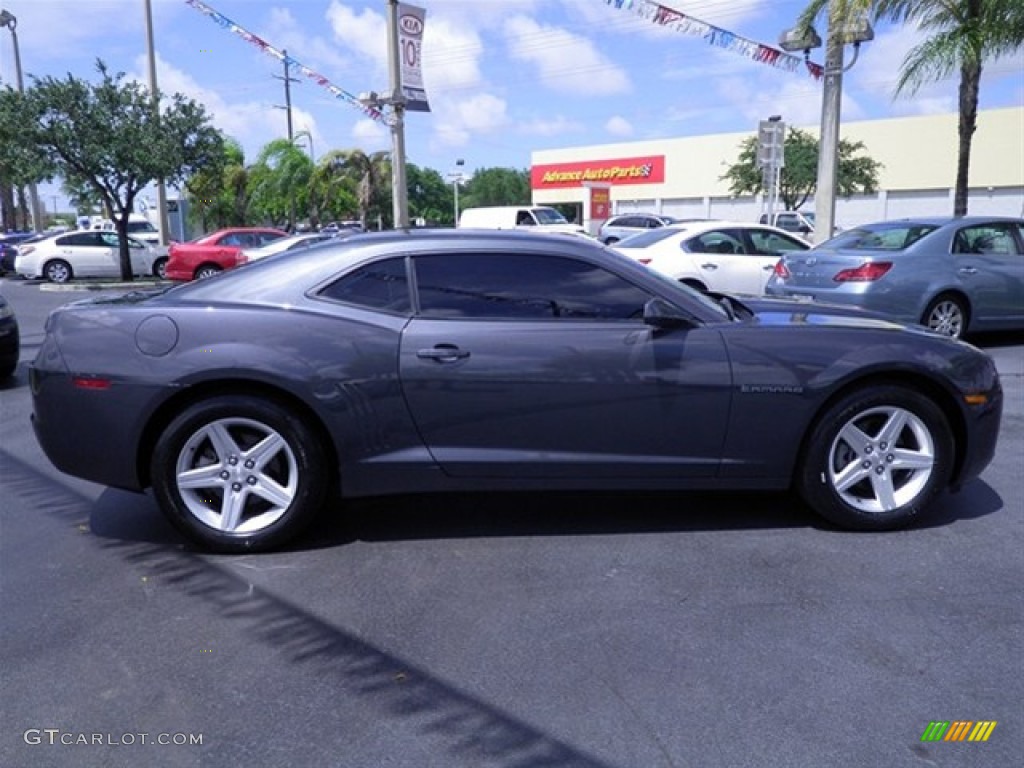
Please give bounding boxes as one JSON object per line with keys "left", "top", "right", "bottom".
{"left": 612, "top": 220, "right": 810, "bottom": 295}
{"left": 15, "top": 230, "right": 158, "bottom": 283}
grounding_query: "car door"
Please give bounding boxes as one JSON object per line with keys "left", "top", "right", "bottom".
{"left": 399, "top": 250, "right": 732, "bottom": 479}
{"left": 61, "top": 231, "right": 112, "bottom": 277}
{"left": 98, "top": 232, "right": 149, "bottom": 276}
{"left": 952, "top": 222, "right": 1024, "bottom": 326}
{"left": 684, "top": 228, "right": 764, "bottom": 294}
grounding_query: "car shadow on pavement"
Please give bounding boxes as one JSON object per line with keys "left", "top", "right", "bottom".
{"left": 1, "top": 451, "right": 621, "bottom": 768}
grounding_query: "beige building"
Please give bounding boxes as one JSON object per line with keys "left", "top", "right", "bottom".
{"left": 531, "top": 106, "right": 1024, "bottom": 229}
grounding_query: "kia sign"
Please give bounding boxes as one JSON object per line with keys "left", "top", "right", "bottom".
{"left": 399, "top": 3, "right": 430, "bottom": 112}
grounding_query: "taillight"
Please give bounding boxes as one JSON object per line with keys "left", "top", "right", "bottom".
{"left": 773, "top": 260, "right": 790, "bottom": 279}
{"left": 833, "top": 261, "right": 892, "bottom": 282}
{"left": 638, "top": 258, "right": 652, "bottom": 265}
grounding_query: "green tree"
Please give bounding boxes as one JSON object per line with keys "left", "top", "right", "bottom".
{"left": 185, "top": 136, "right": 252, "bottom": 231}
{"left": 460, "top": 167, "right": 531, "bottom": 208}
{"left": 0, "top": 87, "right": 56, "bottom": 230}
{"left": 23, "top": 61, "right": 222, "bottom": 279}
{"left": 307, "top": 149, "right": 361, "bottom": 226}
{"left": 248, "top": 138, "right": 314, "bottom": 230}
{"left": 407, "top": 164, "right": 454, "bottom": 226}
{"left": 795, "top": 0, "right": 1024, "bottom": 216}
{"left": 323, "top": 149, "right": 391, "bottom": 229}
{"left": 722, "top": 127, "right": 881, "bottom": 210}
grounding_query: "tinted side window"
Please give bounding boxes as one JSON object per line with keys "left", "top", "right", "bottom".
{"left": 955, "top": 224, "right": 1021, "bottom": 255}
{"left": 319, "top": 257, "right": 410, "bottom": 313}
{"left": 60, "top": 232, "right": 102, "bottom": 247}
{"left": 414, "top": 253, "right": 652, "bottom": 321}
{"left": 219, "top": 233, "right": 245, "bottom": 246}
{"left": 748, "top": 229, "right": 808, "bottom": 255}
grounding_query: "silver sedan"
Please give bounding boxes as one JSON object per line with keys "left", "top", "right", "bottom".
{"left": 766, "top": 216, "right": 1024, "bottom": 338}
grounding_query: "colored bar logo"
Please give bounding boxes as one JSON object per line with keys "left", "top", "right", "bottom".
{"left": 921, "top": 721, "right": 997, "bottom": 742}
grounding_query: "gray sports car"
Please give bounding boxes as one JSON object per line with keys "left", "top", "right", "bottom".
{"left": 766, "top": 216, "right": 1024, "bottom": 339}
{"left": 30, "top": 230, "right": 1002, "bottom": 552}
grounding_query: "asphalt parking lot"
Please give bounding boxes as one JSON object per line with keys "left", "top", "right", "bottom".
{"left": 1, "top": 279, "right": 1021, "bottom": 768}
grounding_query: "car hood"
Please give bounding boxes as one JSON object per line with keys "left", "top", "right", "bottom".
{"left": 737, "top": 296, "right": 930, "bottom": 333}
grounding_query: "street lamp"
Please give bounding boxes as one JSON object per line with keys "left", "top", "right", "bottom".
{"left": 0, "top": 8, "right": 44, "bottom": 234}
{"left": 448, "top": 158, "right": 465, "bottom": 226}
{"left": 780, "top": 5, "right": 873, "bottom": 243}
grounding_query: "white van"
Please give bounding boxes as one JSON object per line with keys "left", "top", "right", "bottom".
{"left": 458, "top": 205, "right": 589, "bottom": 237}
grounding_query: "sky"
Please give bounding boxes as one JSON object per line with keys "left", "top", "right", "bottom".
{"left": 2, "top": 0, "right": 1022, "bottom": 214}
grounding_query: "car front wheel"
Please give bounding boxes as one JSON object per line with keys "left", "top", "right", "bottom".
{"left": 151, "top": 395, "right": 328, "bottom": 552}
{"left": 798, "top": 386, "right": 953, "bottom": 530}
{"left": 44, "top": 259, "right": 73, "bottom": 283}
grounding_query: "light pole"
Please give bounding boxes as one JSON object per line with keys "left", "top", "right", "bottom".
{"left": 358, "top": 0, "right": 409, "bottom": 229}
{"left": 448, "top": 158, "right": 465, "bottom": 226}
{"left": 781, "top": 5, "right": 873, "bottom": 243}
{"left": 0, "top": 8, "right": 44, "bottom": 233}
{"left": 143, "top": 0, "right": 171, "bottom": 247}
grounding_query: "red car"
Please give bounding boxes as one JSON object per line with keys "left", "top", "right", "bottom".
{"left": 165, "top": 228, "right": 287, "bottom": 281}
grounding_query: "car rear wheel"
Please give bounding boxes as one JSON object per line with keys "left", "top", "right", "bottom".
{"left": 194, "top": 264, "right": 222, "bottom": 280}
{"left": 44, "top": 259, "right": 73, "bottom": 283}
{"left": 152, "top": 257, "right": 168, "bottom": 280}
{"left": 922, "top": 294, "right": 967, "bottom": 339}
{"left": 798, "top": 386, "right": 953, "bottom": 531}
{"left": 151, "top": 395, "right": 328, "bottom": 552}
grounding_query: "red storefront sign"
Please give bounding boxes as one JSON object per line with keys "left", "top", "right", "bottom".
{"left": 589, "top": 187, "right": 611, "bottom": 221}
{"left": 531, "top": 156, "right": 665, "bottom": 189}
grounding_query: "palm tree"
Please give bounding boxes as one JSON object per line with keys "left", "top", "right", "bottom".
{"left": 797, "top": 0, "right": 1023, "bottom": 216}
{"left": 249, "top": 138, "right": 314, "bottom": 230}
{"left": 329, "top": 149, "right": 392, "bottom": 229}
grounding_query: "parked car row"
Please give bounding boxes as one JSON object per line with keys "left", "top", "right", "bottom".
{"left": 608, "top": 215, "right": 1023, "bottom": 339}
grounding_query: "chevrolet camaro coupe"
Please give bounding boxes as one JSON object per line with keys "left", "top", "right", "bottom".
{"left": 30, "top": 230, "right": 1003, "bottom": 552}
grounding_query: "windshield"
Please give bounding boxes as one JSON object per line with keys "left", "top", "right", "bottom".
{"left": 615, "top": 227, "right": 685, "bottom": 248}
{"left": 822, "top": 221, "right": 939, "bottom": 251}
{"left": 534, "top": 208, "right": 569, "bottom": 225}
{"left": 127, "top": 221, "right": 157, "bottom": 233}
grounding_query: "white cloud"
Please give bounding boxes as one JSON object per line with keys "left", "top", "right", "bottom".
{"left": 503, "top": 15, "right": 631, "bottom": 95}
{"left": 326, "top": 1, "right": 388, "bottom": 76}
{"left": 605, "top": 116, "right": 634, "bottom": 137}
{"left": 263, "top": 6, "right": 353, "bottom": 77}
{"left": 518, "top": 116, "right": 585, "bottom": 137}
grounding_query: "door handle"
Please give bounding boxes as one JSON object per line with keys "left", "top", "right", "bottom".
{"left": 700, "top": 263, "right": 719, "bottom": 270}
{"left": 417, "top": 344, "right": 470, "bottom": 363}
{"left": 957, "top": 267, "right": 978, "bottom": 275}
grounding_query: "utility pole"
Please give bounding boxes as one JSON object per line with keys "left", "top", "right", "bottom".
{"left": 273, "top": 50, "right": 299, "bottom": 142}
{"left": 814, "top": 5, "right": 844, "bottom": 245}
{"left": 273, "top": 50, "right": 301, "bottom": 230}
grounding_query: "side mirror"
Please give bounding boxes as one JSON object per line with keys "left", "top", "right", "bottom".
{"left": 643, "top": 298, "right": 695, "bottom": 330}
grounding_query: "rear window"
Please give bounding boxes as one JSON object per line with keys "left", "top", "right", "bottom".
{"left": 825, "top": 223, "right": 939, "bottom": 251}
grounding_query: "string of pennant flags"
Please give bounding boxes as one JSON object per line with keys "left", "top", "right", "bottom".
{"left": 603, "top": 0, "right": 824, "bottom": 80}
{"left": 183, "top": 0, "right": 386, "bottom": 123}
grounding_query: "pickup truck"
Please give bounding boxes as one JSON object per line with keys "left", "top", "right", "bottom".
{"left": 758, "top": 211, "right": 817, "bottom": 235}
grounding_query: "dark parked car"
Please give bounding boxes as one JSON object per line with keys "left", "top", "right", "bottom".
{"left": 31, "top": 230, "right": 1002, "bottom": 552}
{"left": 0, "top": 292, "right": 19, "bottom": 379}
{"left": 767, "top": 216, "right": 1024, "bottom": 338}
{"left": 0, "top": 231, "right": 37, "bottom": 275}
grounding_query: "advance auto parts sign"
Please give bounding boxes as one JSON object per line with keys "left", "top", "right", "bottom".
{"left": 531, "top": 156, "right": 665, "bottom": 189}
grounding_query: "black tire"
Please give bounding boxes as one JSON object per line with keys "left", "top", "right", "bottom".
{"left": 152, "top": 257, "right": 168, "bottom": 280}
{"left": 194, "top": 264, "right": 222, "bottom": 280}
{"left": 150, "top": 395, "right": 329, "bottom": 552}
{"left": 798, "top": 385, "right": 953, "bottom": 531}
{"left": 44, "top": 259, "right": 73, "bottom": 284}
{"left": 921, "top": 294, "right": 968, "bottom": 339}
